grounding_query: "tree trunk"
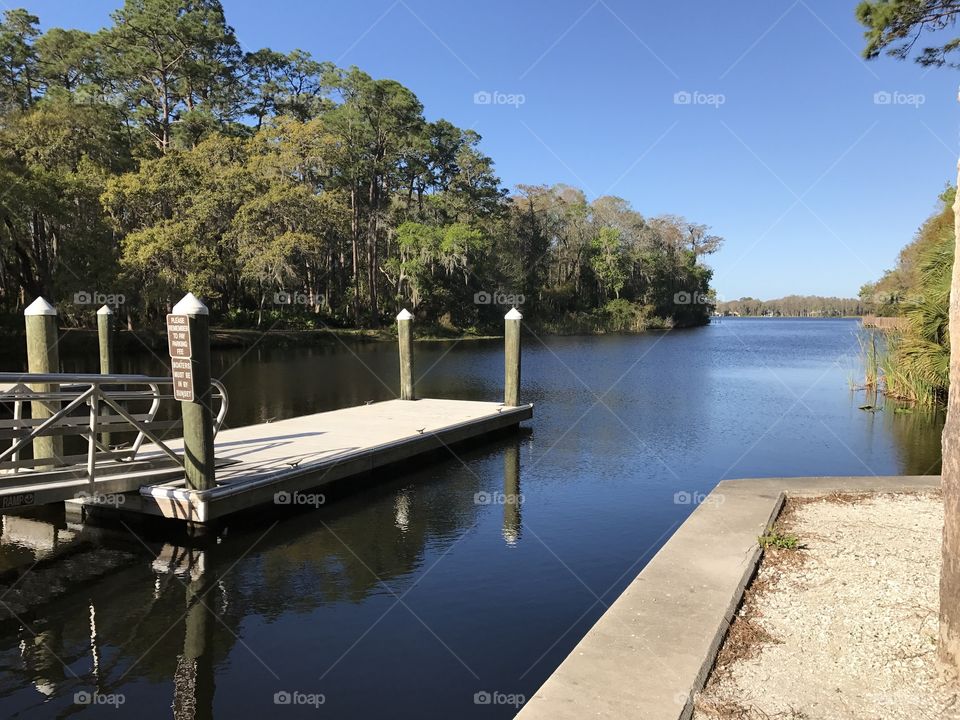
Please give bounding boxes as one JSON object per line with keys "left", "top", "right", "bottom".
{"left": 940, "top": 157, "right": 960, "bottom": 670}
{"left": 350, "top": 186, "right": 361, "bottom": 325}
{"left": 367, "top": 176, "right": 379, "bottom": 326}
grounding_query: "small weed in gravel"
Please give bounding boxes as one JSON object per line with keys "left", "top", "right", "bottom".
{"left": 758, "top": 532, "right": 801, "bottom": 550}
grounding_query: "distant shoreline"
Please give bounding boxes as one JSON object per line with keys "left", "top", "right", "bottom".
{"left": 0, "top": 319, "right": 711, "bottom": 363}
{"left": 0, "top": 316, "right": 864, "bottom": 363}
{"left": 715, "top": 315, "right": 864, "bottom": 320}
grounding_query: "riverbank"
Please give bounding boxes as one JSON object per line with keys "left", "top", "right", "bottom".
{"left": 0, "top": 314, "right": 705, "bottom": 364}
{"left": 0, "top": 325, "right": 499, "bottom": 364}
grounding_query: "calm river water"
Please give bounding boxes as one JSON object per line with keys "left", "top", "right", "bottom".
{"left": 0, "top": 318, "right": 944, "bottom": 718}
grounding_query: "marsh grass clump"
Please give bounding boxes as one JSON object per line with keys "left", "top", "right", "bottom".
{"left": 858, "top": 330, "right": 881, "bottom": 390}
{"left": 758, "top": 532, "right": 801, "bottom": 550}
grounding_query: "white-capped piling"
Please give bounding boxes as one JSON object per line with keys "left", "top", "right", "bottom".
{"left": 24, "top": 297, "right": 62, "bottom": 466}
{"left": 397, "top": 309, "right": 415, "bottom": 401}
{"left": 504, "top": 307, "right": 522, "bottom": 407}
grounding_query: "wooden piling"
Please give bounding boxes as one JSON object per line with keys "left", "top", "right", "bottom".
{"left": 504, "top": 307, "right": 522, "bottom": 407}
{"left": 398, "top": 309, "right": 415, "bottom": 401}
{"left": 503, "top": 441, "right": 521, "bottom": 545}
{"left": 173, "top": 293, "right": 216, "bottom": 491}
{"left": 24, "top": 297, "right": 62, "bottom": 466}
{"left": 97, "top": 305, "right": 114, "bottom": 448}
{"left": 96, "top": 305, "right": 114, "bottom": 375}
{"left": 175, "top": 564, "right": 216, "bottom": 718}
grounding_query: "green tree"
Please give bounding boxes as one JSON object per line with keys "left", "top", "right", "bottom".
{"left": 590, "top": 227, "right": 627, "bottom": 300}
{"left": 858, "top": 0, "right": 960, "bottom": 66}
{"left": 102, "top": 134, "right": 253, "bottom": 309}
{"left": 35, "top": 28, "right": 102, "bottom": 97}
{"left": 231, "top": 183, "right": 346, "bottom": 323}
{"left": 243, "top": 48, "right": 332, "bottom": 127}
{"left": 99, "top": 0, "right": 244, "bottom": 153}
{"left": 0, "top": 9, "right": 39, "bottom": 112}
{"left": 322, "top": 67, "right": 426, "bottom": 324}
{"left": 0, "top": 2, "right": 721, "bottom": 338}
{"left": 0, "top": 93, "right": 127, "bottom": 303}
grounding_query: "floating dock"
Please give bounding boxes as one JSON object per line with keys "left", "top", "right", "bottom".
{"left": 77, "top": 398, "right": 533, "bottom": 523}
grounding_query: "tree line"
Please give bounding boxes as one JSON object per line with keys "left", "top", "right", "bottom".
{"left": 0, "top": 1, "right": 721, "bottom": 334}
{"left": 716, "top": 295, "right": 865, "bottom": 317}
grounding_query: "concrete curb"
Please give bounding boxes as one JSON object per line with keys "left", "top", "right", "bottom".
{"left": 516, "top": 475, "right": 941, "bottom": 720}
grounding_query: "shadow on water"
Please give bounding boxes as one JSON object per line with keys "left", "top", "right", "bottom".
{"left": 0, "top": 430, "right": 530, "bottom": 719}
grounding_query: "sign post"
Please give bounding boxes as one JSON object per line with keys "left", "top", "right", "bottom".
{"left": 167, "top": 313, "right": 195, "bottom": 402}
{"left": 168, "top": 293, "right": 215, "bottom": 491}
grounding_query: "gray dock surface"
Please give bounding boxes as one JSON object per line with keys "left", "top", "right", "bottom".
{"left": 106, "top": 398, "right": 534, "bottom": 522}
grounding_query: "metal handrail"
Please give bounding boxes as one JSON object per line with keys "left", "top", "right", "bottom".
{"left": 0, "top": 373, "right": 228, "bottom": 484}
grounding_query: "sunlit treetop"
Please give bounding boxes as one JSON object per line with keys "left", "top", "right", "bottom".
{"left": 857, "top": 0, "right": 960, "bottom": 66}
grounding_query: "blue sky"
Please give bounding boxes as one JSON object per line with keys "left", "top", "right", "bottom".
{"left": 24, "top": 0, "right": 960, "bottom": 300}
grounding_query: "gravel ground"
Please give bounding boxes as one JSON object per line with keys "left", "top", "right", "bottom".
{"left": 694, "top": 492, "right": 959, "bottom": 720}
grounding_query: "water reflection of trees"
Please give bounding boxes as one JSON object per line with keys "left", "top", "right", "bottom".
{"left": 883, "top": 401, "right": 945, "bottom": 475}
{"left": 0, "top": 439, "right": 524, "bottom": 717}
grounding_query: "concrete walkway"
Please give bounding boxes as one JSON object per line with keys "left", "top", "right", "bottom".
{"left": 516, "top": 475, "right": 940, "bottom": 720}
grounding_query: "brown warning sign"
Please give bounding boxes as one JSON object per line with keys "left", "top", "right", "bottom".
{"left": 166, "top": 314, "right": 192, "bottom": 359}
{"left": 171, "top": 357, "right": 195, "bottom": 402}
